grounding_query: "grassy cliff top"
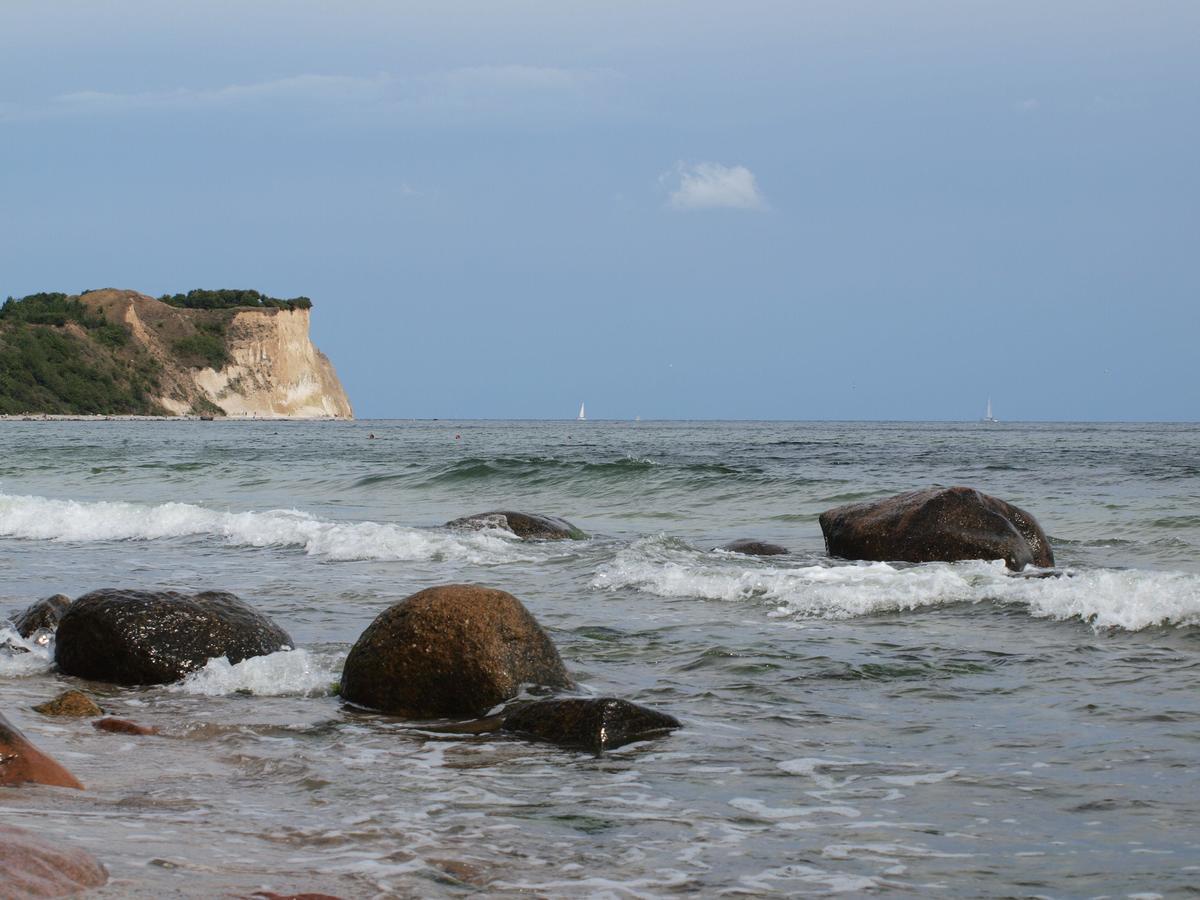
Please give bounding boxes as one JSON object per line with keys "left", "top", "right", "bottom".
{"left": 0, "top": 289, "right": 315, "bottom": 416}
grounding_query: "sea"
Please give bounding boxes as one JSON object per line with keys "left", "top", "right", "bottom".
{"left": 1, "top": 419, "right": 1198, "bottom": 898}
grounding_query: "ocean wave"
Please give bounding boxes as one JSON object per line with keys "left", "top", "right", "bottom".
{"left": 0, "top": 623, "right": 55, "bottom": 677}
{"left": 0, "top": 492, "right": 536, "bottom": 564}
{"left": 591, "top": 536, "right": 1200, "bottom": 631}
{"left": 172, "top": 648, "right": 343, "bottom": 696}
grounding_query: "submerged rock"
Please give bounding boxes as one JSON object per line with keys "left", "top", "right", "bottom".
{"left": 719, "top": 539, "right": 789, "bottom": 556}
{"left": 446, "top": 511, "right": 586, "bottom": 540}
{"left": 0, "top": 712, "right": 83, "bottom": 790}
{"left": 8, "top": 595, "right": 72, "bottom": 639}
{"left": 501, "top": 698, "right": 681, "bottom": 752}
{"left": 33, "top": 691, "right": 102, "bottom": 718}
{"left": 55, "top": 589, "right": 292, "bottom": 686}
{"left": 93, "top": 717, "right": 158, "bottom": 736}
{"left": 0, "top": 824, "right": 107, "bottom": 896}
{"left": 341, "top": 584, "right": 573, "bottom": 717}
{"left": 819, "top": 486, "right": 1054, "bottom": 571}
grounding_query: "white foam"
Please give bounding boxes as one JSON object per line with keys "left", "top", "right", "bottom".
{"left": 592, "top": 536, "right": 1200, "bottom": 631}
{"left": 0, "top": 492, "right": 534, "bottom": 564}
{"left": 172, "top": 648, "right": 343, "bottom": 696}
{"left": 0, "top": 623, "right": 55, "bottom": 676}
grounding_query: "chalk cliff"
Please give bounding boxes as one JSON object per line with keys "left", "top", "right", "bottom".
{"left": 84, "top": 290, "right": 353, "bottom": 418}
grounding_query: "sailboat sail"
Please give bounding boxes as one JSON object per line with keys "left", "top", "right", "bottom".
{"left": 983, "top": 397, "right": 997, "bottom": 423}
{"left": 577, "top": 402, "right": 586, "bottom": 421}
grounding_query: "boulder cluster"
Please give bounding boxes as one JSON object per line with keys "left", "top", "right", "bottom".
{"left": 1, "top": 489, "right": 1053, "bottom": 888}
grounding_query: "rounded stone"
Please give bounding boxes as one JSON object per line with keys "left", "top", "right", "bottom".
{"left": 446, "top": 511, "right": 586, "bottom": 540}
{"left": 340, "top": 584, "right": 573, "bottom": 717}
{"left": 54, "top": 589, "right": 292, "bottom": 685}
{"left": 819, "top": 486, "right": 1054, "bottom": 571}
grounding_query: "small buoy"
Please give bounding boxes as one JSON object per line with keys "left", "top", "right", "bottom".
{"left": 368, "top": 433, "right": 376, "bottom": 439}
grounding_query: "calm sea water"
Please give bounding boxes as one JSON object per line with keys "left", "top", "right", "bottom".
{"left": 2, "top": 420, "right": 1198, "bottom": 897}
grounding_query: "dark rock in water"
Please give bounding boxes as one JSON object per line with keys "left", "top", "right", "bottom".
{"left": 502, "top": 698, "right": 681, "bottom": 752}
{"left": 0, "top": 824, "right": 108, "bottom": 895}
{"left": 93, "top": 717, "right": 158, "bottom": 736}
{"left": 720, "top": 539, "right": 789, "bottom": 556}
{"left": 341, "top": 584, "right": 573, "bottom": 717}
{"left": 446, "top": 511, "right": 586, "bottom": 540}
{"left": 0, "top": 712, "right": 84, "bottom": 789}
{"left": 33, "top": 691, "right": 102, "bottom": 718}
{"left": 54, "top": 589, "right": 292, "bottom": 686}
{"left": 819, "top": 486, "right": 1054, "bottom": 571}
{"left": 8, "top": 595, "right": 72, "bottom": 638}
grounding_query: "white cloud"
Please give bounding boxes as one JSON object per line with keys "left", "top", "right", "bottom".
{"left": 664, "top": 162, "right": 767, "bottom": 212}
{"left": 0, "top": 66, "right": 616, "bottom": 123}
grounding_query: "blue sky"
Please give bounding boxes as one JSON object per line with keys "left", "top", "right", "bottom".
{"left": 2, "top": 1, "right": 1197, "bottom": 420}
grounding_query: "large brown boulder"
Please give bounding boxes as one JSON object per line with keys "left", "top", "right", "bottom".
{"left": 7, "top": 595, "right": 72, "bottom": 639}
{"left": 501, "top": 698, "right": 681, "bottom": 753}
{"left": 0, "top": 825, "right": 107, "bottom": 897}
{"left": 446, "top": 512, "right": 586, "bottom": 540}
{"left": 0, "top": 713, "right": 83, "bottom": 790}
{"left": 819, "top": 486, "right": 1054, "bottom": 571}
{"left": 55, "top": 589, "right": 292, "bottom": 686}
{"left": 340, "top": 584, "right": 573, "bottom": 717}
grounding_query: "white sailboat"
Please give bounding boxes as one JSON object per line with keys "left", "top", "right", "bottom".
{"left": 577, "top": 402, "right": 586, "bottom": 421}
{"left": 982, "top": 397, "right": 997, "bottom": 423}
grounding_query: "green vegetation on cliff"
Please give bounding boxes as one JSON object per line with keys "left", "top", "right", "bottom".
{"left": 157, "top": 289, "right": 312, "bottom": 311}
{"left": 0, "top": 289, "right": 324, "bottom": 416}
{"left": 0, "top": 294, "right": 163, "bottom": 415}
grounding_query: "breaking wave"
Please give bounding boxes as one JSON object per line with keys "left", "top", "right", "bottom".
{"left": 0, "top": 623, "right": 55, "bottom": 677}
{"left": 0, "top": 492, "right": 536, "bottom": 564}
{"left": 173, "top": 648, "right": 344, "bottom": 697}
{"left": 591, "top": 536, "right": 1200, "bottom": 631}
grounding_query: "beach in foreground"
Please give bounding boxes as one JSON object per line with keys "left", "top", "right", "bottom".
{"left": 2, "top": 419, "right": 1198, "bottom": 896}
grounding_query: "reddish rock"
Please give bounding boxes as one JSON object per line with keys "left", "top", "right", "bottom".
{"left": 0, "top": 712, "right": 83, "bottom": 790}
{"left": 340, "top": 584, "right": 573, "bottom": 717}
{"left": 819, "top": 486, "right": 1054, "bottom": 571}
{"left": 0, "top": 824, "right": 107, "bottom": 896}
{"left": 92, "top": 717, "right": 158, "bottom": 736}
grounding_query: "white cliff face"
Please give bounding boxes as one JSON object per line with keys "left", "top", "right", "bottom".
{"left": 192, "top": 309, "right": 353, "bottom": 418}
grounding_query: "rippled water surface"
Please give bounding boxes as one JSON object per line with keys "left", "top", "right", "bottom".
{"left": 2, "top": 420, "right": 1198, "bottom": 897}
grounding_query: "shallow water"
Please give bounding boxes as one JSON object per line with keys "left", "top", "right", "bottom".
{"left": 1, "top": 420, "right": 1198, "bottom": 897}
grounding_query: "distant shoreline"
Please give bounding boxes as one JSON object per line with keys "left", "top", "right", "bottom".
{"left": 0, "top": 414, "right": 350, "bottom": 422}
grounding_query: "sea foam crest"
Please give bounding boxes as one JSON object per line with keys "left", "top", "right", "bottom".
{"left": 173, "top": 648, "right": 343, "bottom": 697}
{"left": 0, "top": 623, "right": 55, "bottom": 677}
{"left": 592, "top": 536, "right": 1200, "bottom": 631}
{"left": 0, "top": 492, "right": 534, "bottom": 564}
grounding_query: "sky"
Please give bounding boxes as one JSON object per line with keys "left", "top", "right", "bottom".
{"left": 1, "top": 1, "right": 1197, "bottom": 421}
